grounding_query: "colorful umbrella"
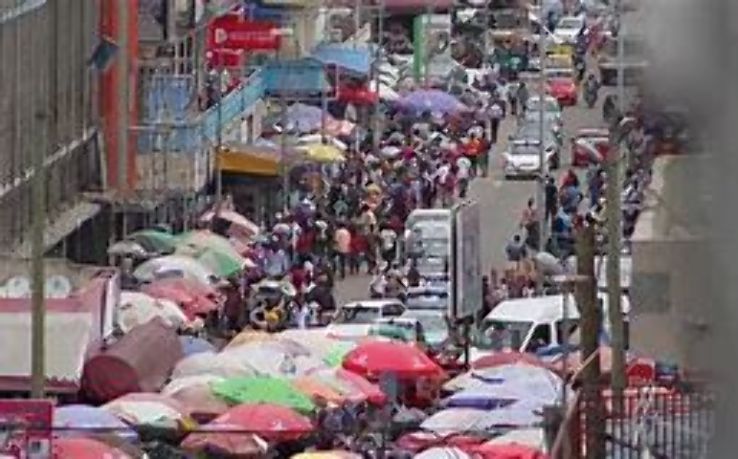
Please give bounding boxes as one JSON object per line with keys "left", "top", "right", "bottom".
{"left": 484, "top": 428, "right": 546, "bottom": 449}
{"left": 126, "top": 229, "right": 178, "bottom": 254}
{"left": 163, "top": 375, "right": 230, "bottom": 421}
{"left": 211, "top": 376, "right": 316, "bottom": 414}
{"left": 103, "top": 393, "right": 195, "bottom": 430}
{"left": 342, "top": 340, "right": 446, "bottom": 381}
{"left": 397, "top": 89, "right": 469, "bottom": 115}
{"left": 470, "top": 442, "right": 550, "bottom": 459}
{"left": 141, "top": 277, "right": 220, "bottom": 320}
{"left": 53, "top": 405, "right": 138, "bottom": 441}
{"left": 200, "top": 209, "right": 261, "bottom": 237}
{"left": 291, "top": 452, "right": 362, "bottom": 459}
{"left": 298, "top": 368, "right": 387, "bottom": 406}
{"left": 202, "top": 404, "right": 314, "bottom": 442}
{"left": 53, "top": 437, "right": 134, "bottom": 459}
{"left": 444, "top": 364, "right": 562, "bottom": 394}
{"left": 395, "top": 431, "right": 485, "bottom": 454}
{"left": 176, "top": 230, "right": 246, "bottom": 262}
{"left": 415, "top": 447, "right": 472, "bottom": 459}
{"left": 181, "top": 430, "right": 268, "bottom": 458}
{"left": 117, "top": 291, "right": 189, "bottom": 333}
{"left": 298, "top": 143, "right": 346, "bottom": 163}
{"left": 222, "top": 341, "right": 325, "bottom": 378}
{"left": 179, "top": 335, "right": 217, "bottom": 356}
{"left": 175, "top": 244, "right": 245, "bottom": 279}
{"left": 133, "top": 255, "right": 219, "bottom": 287}
{"left": 473, "top": 352, "right": 559, "bottom": 373}
{"left": 172, "top": 352, "right": 258, "bottom": 380}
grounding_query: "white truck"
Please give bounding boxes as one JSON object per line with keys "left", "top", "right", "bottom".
{"left": 402, "top": 200, "right": 483, "bottom": 322}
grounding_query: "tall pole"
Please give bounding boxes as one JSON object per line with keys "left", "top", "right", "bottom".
{"left": 574, "top": 224, "right": 605, "bottom": 459}
{"left": 423, "top": 4, "right": 431, "bottom": 86}
{"left": 117, "top": 0, "right": 130, "bottom": 192}
{"left": 31, "top": 0, "right": 56, "bottom": 398}
{"left": 372, "top": 1, "right": 384, "bottom": 156}
{"left": 606, "top": 15, "right": 627, "bottom": 406}
{"left": 280, "top": 92, "right": 289, "bottom": 211}
{"left": 215, "top": 52, "right": 224, "bottom": 205}
{"left": 536, "top": 0, "right": 548, "bottom": 293}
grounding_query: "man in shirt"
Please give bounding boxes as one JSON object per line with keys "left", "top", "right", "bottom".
{"left": 379, "top": 224, "right": 398, "bottom": 264}
{"left": 333, "top": 223, "right": 352, "bottom": 279}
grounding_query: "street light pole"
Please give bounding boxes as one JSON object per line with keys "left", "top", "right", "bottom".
{"left": 606, "top": 14, "right": 627, "bottom": 404}
{"left": 215, "top": 52, "right": 224, "bottom": 206}
{"left": 536, "top": 1, "right": 548, "bottom": 292}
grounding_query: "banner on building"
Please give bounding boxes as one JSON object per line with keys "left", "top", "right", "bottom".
{"left": 413, "top": 14, "right": 452, "bottom": 82}
{"left": 207, "top": 14, "right": 281, "bottom": 51}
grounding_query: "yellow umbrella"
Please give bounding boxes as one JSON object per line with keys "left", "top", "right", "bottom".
{"left": 299, "top": 143, "right": 345, "bottom": 163}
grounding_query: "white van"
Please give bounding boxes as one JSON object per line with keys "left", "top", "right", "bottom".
{"left": 481, "top": 293, "right": 630, "bottom": 353}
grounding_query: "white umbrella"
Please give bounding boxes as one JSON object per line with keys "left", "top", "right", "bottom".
{"left": 133, "top": 255, "right": 219, "bottom": 287}
{"left": 172, "top": 352, "right": 258, "bottom": 379}
{"left": 414, "top": 447, "right": 472, "bottom": 459}
{"left": 378, "top": 82, "right": 400, "bottom": 101}
{"left": 117, "top": 291, "right": 188, "bottom": 333}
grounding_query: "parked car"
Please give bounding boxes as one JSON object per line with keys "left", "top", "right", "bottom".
{"left": 326, "top": 299, "right": 406, "bottom": 339}
{"left": 571, "top": 127, "right": 611, "bottom": 167}
{"left": 553, "top": 15, "right": 586, "bottom": 45}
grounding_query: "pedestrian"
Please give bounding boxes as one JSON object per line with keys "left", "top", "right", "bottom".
{"left": 489, "top": 98, "right": 504, "bottom": 144}
{"left": 544, "top": 177, "right": 558, "bottom": 223}
{"left": 516, "top": 81, "right": 529, "bottom": 117}
{"left": 333, "top": 223, "right": 351, "bottom": 278}
{"left": 379, "top": 223, "right": 398, "bottom": 264}
{"left": 505, "top": 234, "right": 528, "bottom": 268}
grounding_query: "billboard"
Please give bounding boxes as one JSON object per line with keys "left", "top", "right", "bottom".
{"left": 207, "top": 14, "right": 281, "bottom": 52}
{"left": 413, "top": 14, "right": 452, "bottom": 82}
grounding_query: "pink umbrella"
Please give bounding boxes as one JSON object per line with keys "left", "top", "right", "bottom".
{"left": 53, "top": 437, "right": 134, "bottom": 459}
{"left": 141, "top": 278, "right": 220, "bottom": 320}
{"left": 473, "top": 352, "right": 559, "bottom": 374}
{"left": 469, "top": 442, "right": 549, "bottom": 459}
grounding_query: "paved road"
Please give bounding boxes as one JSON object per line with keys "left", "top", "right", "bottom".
{"left": 334, "top": 93, "right": 612, "bottom": 305}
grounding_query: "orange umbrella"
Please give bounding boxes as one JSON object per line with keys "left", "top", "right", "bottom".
{"left": 293, "top": 377, "right": 347, "bottom": 406}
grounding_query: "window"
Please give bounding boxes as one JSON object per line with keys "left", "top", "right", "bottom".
{"left": 526, "top": 324, "right": 552, "bottom": 352}
{"left": 383, "top": 303, "right": 406, "bottom": 318}
{"left": 556, "top": 319, "right": 580, "bottom": 344}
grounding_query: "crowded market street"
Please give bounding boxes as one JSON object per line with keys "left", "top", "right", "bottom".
{"left": 0, "top": 0, "right": 716, "bottom": 458}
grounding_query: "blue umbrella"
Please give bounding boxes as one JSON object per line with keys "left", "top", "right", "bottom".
{"left": 54, "top": 404, "right": 138, "bottom": 441}
{"left": 284, "top": 103, "right": 325, "bottom": 133}
{"left": 179, "top": 335, "right": 216, "bottom": 357}
{"left": 396, "top": 89, "right": 469, "bottom": 115}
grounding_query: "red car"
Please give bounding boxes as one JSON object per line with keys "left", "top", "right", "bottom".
{"left": 571, "top": 128, "right": 611, "bottom": 167}
{"left": 546, "top": 76, "right": 578, "bottom": 106}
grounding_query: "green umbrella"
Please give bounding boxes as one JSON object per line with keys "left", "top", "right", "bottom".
{"left": 127, "top": 229, "right": 178, "bottom": 254}
{"left": 368, "top": 324, "right": 416, "bottom": 343}
{"left": 176, "top": 246, "right": 242, "bottom": 279}
{"left": 322, "top": 343, "right": 354, "bottom": 368}
{"left": 211, "top": 376, "right": 315, "bottom": 414}
{"left": 176, "top": 230, "right": 243, "bottom": 261}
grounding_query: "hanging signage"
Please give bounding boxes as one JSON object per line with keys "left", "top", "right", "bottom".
{"left": 413, "top": 14, "right": 452, "bottom": 82}
{"left": 207, "top": 15, "right": 281, "bottom": 52}
{"left": 0, "top": 399, "right": 53, "bottom": 459}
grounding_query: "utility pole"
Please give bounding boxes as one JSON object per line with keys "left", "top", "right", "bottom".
{"left": 536, "top": 0, "right": 548, "bottom": 293}
{"left": 215, "top": 52, "right": 224, "bottom": 205}
{"left": 372, "top": 0, "right": 384, "bottom": 156}
{"left": 574, "top": 224, "right": 605, "bottom": 459}
{"left": 117, "top": 0, "right": 130, "bottom": 192}
{"left": 605, "top": 15, "right": 627, "bottom": 407}
{"left": 280, "top": 92, "right": 289, "bottom": 211}
{"left": 30, "top": 0, "right": 57, "bottom": 398}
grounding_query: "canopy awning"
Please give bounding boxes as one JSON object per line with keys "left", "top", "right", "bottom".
{"left": 311, "top": 44, "right": 374, "bottom": 74}
{"left": 218, "top": 143, "right": 303, "bottom": 176}
{"left": 261, "top": 58, "right": 330, "bottom": 96}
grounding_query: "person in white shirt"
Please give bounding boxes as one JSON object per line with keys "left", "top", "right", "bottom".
{"left": 379, "top": 226, "right": 398, "bottom": 263}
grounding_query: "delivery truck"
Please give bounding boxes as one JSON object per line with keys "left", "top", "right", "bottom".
{"left": 403, "top": 200, "right": 482, "bottom": 322}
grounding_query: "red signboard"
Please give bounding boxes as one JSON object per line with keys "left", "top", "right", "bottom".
{"left": 0, "top": 400, "right": 52, "bottom": 459}
{"left": 207, "top": 14, "right": 281, "bottom": 51}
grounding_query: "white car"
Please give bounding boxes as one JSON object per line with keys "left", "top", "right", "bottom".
{"left": 553, "top": 15, "right": 586, "bottom": 45}
{"left": 326, "top": 299, "right": 405, "bottom": 339}
{"left": 502, "top": 141, "right": 555, "bottom": 179}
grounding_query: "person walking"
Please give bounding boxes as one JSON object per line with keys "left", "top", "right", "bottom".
{"left": 505, "top": 234, "right": 528, "bottom": 269}
{"left": 516, "top": 81, "right": 529, "bottom": 117}
{"left": 333, "top": 223, "right": 352, "bottom": 279}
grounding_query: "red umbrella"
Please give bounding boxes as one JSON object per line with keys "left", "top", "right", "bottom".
{"left": 142, "top": 278, "right": 220, "bottom": 320}
{"left": 473, "top": 352, "right": 559, "bottom": 373}
{"left": 181, "top": 431, "right": 267, "bottom": 458}
{"left": 469, "top": 443, "right": 549, "bottom": 459}
{"left": 200, "top": 404, "right": 314, "bottom": 442}
{"left": 396, "top": 431, "right": 486, "bottom": 454}
{"left": 53, "top": 437, "right": 133, "bottom": 459}
{"left": 342, "top": 340, "right": 446, "bottom": 381}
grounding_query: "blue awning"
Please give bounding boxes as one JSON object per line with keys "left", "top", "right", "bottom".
{"left": 311, "top": 44, "right": 374, "bottom": 75}
{"left": 261, "top": 58, "right": 330, "bottom": 96}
